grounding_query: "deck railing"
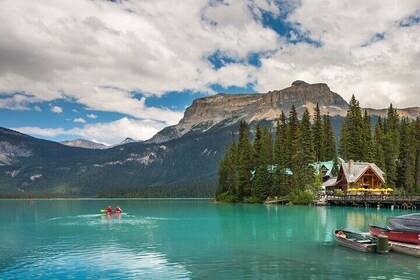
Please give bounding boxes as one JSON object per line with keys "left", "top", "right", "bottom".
{"left": 327, "top": 195, "right": 420, "bottom": 202}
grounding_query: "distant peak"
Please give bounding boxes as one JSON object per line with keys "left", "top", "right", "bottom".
{"left": 291, "top": 80, "right": 309, "bottom": 86}
{"left": 121, "top": 137, "right": 136, "bottom": 144}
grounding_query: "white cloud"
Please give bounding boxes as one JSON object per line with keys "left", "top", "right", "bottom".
{"left": 34, "top": 105, "right": 42, "bottom": 112}
{"left": 74, "top": 118, "right": 86, "bottom": 123}
{"left": 86, "top": 113, "right": 97, "bottom": 119}
{"left": 13, "top": 117, "right": 167, "bottom": 145}
{"left": 0, "top": 0, "right": 418, "bottom": 117}
{"left": 253, "top": 0, "right": 420, "bottom": 108}
{"left": 51, "top": 106, "right": 63, "bottom": 113}
{"left": 0, "top": 0, "right": 279, "bottom": 123}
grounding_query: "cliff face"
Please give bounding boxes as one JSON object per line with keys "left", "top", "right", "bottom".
{"left": 149, "top": 80, "right": 419, "bottom": 144}
{"left": 149, "top": 80, "right": 350, "bottom": 143}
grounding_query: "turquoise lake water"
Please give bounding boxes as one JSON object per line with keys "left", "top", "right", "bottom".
{"left": 0, "top": 199, "right": 419, "bottom": 279}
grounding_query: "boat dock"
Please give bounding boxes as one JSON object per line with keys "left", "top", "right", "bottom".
{"left": 389, "top": 241, "right": 420, "bottom": 258}
{"left": 327, "top": 195, "right": 420, "bottom": 209}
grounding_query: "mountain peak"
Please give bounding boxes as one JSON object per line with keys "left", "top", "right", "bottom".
{"left": 120, "top": 137, "right": 136, "bottom": 145}
{"left": 149, "top": 81, "right": 349, "bottom": 143}
{"left": 291, "top": 80, "right": 310, "bottom": 86}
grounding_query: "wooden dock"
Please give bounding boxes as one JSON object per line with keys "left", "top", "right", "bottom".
{"left": 327, "top": 195, "right": 420, "bottom": 209}
{"left": 389, "top": 241, "right": 420, "bottom": 258}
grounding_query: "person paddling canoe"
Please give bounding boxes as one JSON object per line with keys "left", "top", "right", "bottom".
{"left": 115, "top": 206, "right": 122, "bottom": 213}
{"left": 107, "top": 205, "right": 113, "bottom": 214}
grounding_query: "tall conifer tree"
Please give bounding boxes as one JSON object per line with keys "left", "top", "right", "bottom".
{"left": 398, "top": 118, "right": 416, "bottom": 193}
{"left": 273, "top": 112, "right": 290, "bottom": 196}
{"left": 383, "top": 104, "right": 400, "bottom": 188}
{"left": 293, "top": 109, "right": 315, "bottom": 190}
{"left": 237, "top": 121, "right": 252, "bottom": 200}
{"left": 323, "top": 113, "right": 337, "bottom": 161}
{"left": 340, "top": 95, "right": 364, "bottom": 161}
{"left": 362, "top": 110, "right": 374, "bottom": 162}
{"left": 373, "top": 117, "right": 386, "bottom": 172}
{"left": 313, "top": 103, "right": 324, "bottom": 161}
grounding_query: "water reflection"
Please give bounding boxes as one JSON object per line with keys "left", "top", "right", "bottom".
{"left": 0, "top": 246, "right": 191, "bottom": 279}
{"left": 0, "top": 200, "right": 419, "bottom": 279}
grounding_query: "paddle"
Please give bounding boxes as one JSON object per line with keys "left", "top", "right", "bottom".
{"left": 100, "top": 209, "right": 106, "bottom": 213}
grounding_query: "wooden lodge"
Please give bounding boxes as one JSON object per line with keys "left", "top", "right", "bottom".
{"left": 326, "top": 160, "right": 385, "bottom": 192}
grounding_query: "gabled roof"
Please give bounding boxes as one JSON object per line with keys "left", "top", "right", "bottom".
{"left": 323, "top": 177, "right": 338, "bottom": 188}
{"left": 341, "top": 161, "right": 385, "bottom": 183}
{"left": 311, "top": 160, "right": 335, "bottom": 177}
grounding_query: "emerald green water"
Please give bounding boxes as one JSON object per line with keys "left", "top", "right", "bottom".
{"left": 0, "top": 199, "right": 419, "bottom": 279}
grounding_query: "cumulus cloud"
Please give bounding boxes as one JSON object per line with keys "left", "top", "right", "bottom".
{"left": 0, "top": 0, "right": 279, "bottom": 124}
{"left": 13, "top": 117, "right": 167, "bottom": 145}
{"left": 34, "top": 105, "right": 42, "bottom": 112}
{"left": 74, "top": 118, "right": 86, "bottom": 123}
{"left": 254, "top": 0, "right": 420, "bottom": 108}
{"left": 86, "top": 113, "right": 97, "bottom": 119}
{"left": 51, "top": 106, "right": 63, "bottom": 113}
{"left": 0, "top": 0, "right": 419, "bottom": 121}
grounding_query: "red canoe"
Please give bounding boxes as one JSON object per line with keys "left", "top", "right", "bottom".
{"left": 369, "top": 225, "right": 420, "bottom": 245}
{"left": 105, "top": 211, "right": 122, "bottom": 216}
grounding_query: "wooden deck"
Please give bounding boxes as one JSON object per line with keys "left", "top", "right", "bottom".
{"left": 389, "top": 241, "right": 420, "bottom": 258}
{"left": 327, "top": 195, "right": 420, "bottom": 209}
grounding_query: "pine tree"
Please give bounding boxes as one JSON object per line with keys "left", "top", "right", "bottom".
{"left": 216, "top": 144, "right": 229, "bottom": 197}
{"left": 237, "top": 120, "right": 252, "bottom": 201}
{"left": 398, "top": 118, "right": 416, "bottom": 193}
{"left": 273, "top": 112, "right": 290, "bottom": 196}
{"left": 288, "top": 105, "right": 299, "bottom": 190}
{"left": 362, "top": 110, "right": 374, "bottom": 162}
{"left": 373, "top": 118, "right": 386, "bottom": 172}
{"left": 323, "top": 113, "right": 337, "bottom": 161}
{"left": 382, "top": 104, "right": 400, "bottom": 188}
{"left": 253, "top": 126, "right": 272, "bottom": 198}
{"left": 293, "top": 109, "right": 316, "bottom": 190}
{"left": 253, "top": 124, "right": 262, "bottom": 169}
{"left": 226, "top": 136, "right": 238, "bottom": 195}
{"left": 415, "top": 117, "right": 420, "bottom": 190}
{"left": 288, "top": 104, "right": 298, "bottom": 165}
{"left": 313, "top": 103, "right": 325, "bottom": 161}
{"left": 340, "top": 95, "right": 364, "bottom": 161}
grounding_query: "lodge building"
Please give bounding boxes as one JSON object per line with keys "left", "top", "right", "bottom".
{"left": 326, "top": 160, "right": 386, "bottom": 192}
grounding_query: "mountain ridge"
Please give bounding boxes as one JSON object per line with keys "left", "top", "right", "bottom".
{"left": 149, "top": 81, "right": 419, "bottom": 144}
{"left": 1, "top": 81, "right": 419, "bottom": 196}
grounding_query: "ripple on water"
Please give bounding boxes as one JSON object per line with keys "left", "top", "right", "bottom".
{"left": 42, "top": 213, "right": 156, "bottom": 228}
{"left": 0, "top": 246, "right": 192, "bottom": 280}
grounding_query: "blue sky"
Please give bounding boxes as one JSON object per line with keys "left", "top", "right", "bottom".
{"left": 0, "top": 0, "right": 419, "bottom": 145}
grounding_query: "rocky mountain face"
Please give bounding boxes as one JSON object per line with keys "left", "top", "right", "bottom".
{"left": 150, "top": 81, "right": 347, "bottom": 143}
{"left": 60, "top": 139, "right": 108, "bottom": 149}
{"left": 149, "top": 81, "right": 419, "bottom": 143}
{"left": 1, "top": 81, "right": 419, "bottom": 196}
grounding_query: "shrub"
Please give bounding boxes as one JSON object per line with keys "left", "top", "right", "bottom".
{"left": 333, "top": 189, "right": 344, "bottom": 197}
{"left": 216, "top": 191, "right": 237, "bottom": 203}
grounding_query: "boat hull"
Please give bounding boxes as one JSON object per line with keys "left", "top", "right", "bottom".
{"left": 369, "top": 225, "right": 420, "bottom": 245}
{"left": 104, "top": 211, "right": 122, "bottom": 216}
{"left": 334, "top": 230, "right": 376, "bottom": 253}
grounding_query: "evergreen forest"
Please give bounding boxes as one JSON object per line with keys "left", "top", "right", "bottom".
{"left": 216, "top": 95, "right": 420, "bottom": 203}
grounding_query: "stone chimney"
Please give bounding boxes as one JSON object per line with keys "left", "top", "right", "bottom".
{"left": 348, "top": 160, "right": 354, "bottom": 174}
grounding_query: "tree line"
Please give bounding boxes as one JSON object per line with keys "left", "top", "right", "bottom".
{"left": 216, "top": 95, "right": 420, "bottom": 203}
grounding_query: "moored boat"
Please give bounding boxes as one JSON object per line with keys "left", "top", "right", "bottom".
{"left": 369, "top": 225, "right": 420, "bottom": 245}
{"left": 334, "top": 229, "right": 377, "bottom": 253}
{"left": 387, "top": 213, "right": 420, "bottom": 232}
